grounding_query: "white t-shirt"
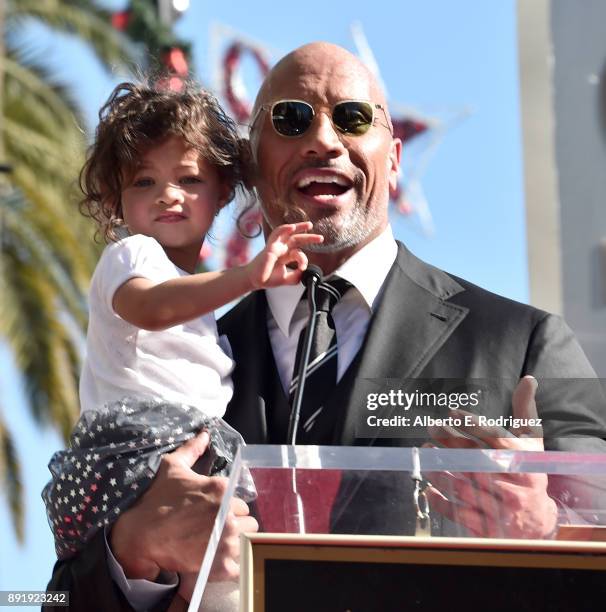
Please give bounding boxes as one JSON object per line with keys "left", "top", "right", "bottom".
{"left": 79, "top": 234, "right": 234, "bottom": 416}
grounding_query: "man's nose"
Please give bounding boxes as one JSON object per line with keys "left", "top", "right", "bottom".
{"left": 301, "top": 112, "right": 346, "bottom": 159}
{"left": 157, "top": 184, "right": 184, "bottom": 206}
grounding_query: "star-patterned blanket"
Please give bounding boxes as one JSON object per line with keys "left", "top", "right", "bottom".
{"left": 42, "top": 397, "right": 252, "bottom": 559}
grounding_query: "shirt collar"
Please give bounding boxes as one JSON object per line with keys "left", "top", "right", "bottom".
{"left": 266, "top": 225, "right": 398, "bottom": 337}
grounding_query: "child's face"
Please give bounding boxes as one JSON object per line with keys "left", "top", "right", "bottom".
{"left": 121, "top": 135, "right": 228, "bottom": 270}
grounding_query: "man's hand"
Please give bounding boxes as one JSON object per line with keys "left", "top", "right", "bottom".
{"left": 109, "top": 431, "right": 258, "bottom": 582}
{"left": 246, "top": 222, "right": 324, "bottom": 289}
{"left": 425, "top": 376, "right": 558, "bottom": 539}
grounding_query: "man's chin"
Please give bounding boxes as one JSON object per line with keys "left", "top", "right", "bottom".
{"left": 305, "top": 219, "right": 377, "bottom": 253}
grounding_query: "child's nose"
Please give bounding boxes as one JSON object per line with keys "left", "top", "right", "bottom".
{"left": 157, "top": 184, "right": 184, "bottom": 205}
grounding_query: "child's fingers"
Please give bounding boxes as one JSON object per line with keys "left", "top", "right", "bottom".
{"left": 280, "top": 266, "right": 306, "bottom": 284}
{"left": 266, "top": 222, "right": 315, "bottom": 243}
{"left": 255, "top": 253, "right": 278, "bottom": 285}
{"left": 287, "top": 221, "right": 314, "bottom": 234}
{"left": 286, "top": 233, "right": 324, "bottom": 248}
{"left": 276, "top": 247, "right": 308, "bottom": 269}
{"left": 289, "top": 249, "right": 308, "bottom": 271}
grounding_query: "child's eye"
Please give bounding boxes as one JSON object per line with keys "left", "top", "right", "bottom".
{"left": 133, "top": 177, "right": 153, "bottom": 188}
{"left": 180, "top": 176, "right": 203, "bottom": 185}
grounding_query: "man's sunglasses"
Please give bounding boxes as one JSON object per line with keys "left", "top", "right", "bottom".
{"left": 250, "top": 99, "right": 392, "bottom": 137}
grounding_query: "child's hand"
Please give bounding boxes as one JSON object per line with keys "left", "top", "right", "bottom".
{"left": 245, "top": 222, "right": 323, "bottom": 289}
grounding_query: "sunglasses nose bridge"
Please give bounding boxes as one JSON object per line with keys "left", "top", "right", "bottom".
{"left": 301, "top": 110, "right": 346, "bottom": 153}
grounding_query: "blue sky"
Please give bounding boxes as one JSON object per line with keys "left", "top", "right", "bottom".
{"left": 0, "top": 0, "right": 525, "bottom": 600}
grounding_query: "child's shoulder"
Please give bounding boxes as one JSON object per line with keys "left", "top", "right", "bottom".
{"left": 94, "top": 234, "right": 169, "bottom": 278}
{"left": 90, "top": 234, "right": 174, "bottom": 302}
{"left": 98, "top": 233, "right": 165, "bottom": 265}
{"left": 103, "top": 233, "right": 163, "bottom": 257}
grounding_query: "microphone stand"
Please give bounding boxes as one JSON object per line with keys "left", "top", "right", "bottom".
{"left": 287, "top": 265, "right": 323, "bottom": 444}
{"left": 285, "top": 265, "right": 324, "bottom": 534}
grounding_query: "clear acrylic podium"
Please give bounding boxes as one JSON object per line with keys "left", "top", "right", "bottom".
{"left": 188, "top": 446, "right": 606, "bottom": 611}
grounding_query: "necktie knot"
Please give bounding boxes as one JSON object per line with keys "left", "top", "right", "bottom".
{"left": 312, "top": 277, "right": 353, "bottom": 313}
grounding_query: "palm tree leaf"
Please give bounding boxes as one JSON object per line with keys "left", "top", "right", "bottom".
{"left": 0, "top": 0, "right": 156, "bottom": 542}
{"left": 0, "top": 415, "right": 24, "bottom": 542}
{"left": 3, "top": 49, "right": 85, "bottom": 135}
{"left": 7, "top": 168, "right": 100, "bottom": 285}
{"left": 2, "top": 192, "right": 89, "bottom": 328}
{"left": 8, "top": 0, "right": 139, "bottom": 72}
{"left": 3, "top": 117, "right": 81, "bottom": 184}
{"left": 0, "top": 240, "right": 80, "bottom": 432}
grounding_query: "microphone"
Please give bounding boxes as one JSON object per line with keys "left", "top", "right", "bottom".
{"left": 301, "top": 264, "right": 323, "bottom": 289}
{"left": 287, "top": 265, "right": 324, "bottom": 445}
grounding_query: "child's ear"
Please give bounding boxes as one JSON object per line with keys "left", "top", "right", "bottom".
{"left": 216, "top": 184, "right": 231, "bottom": 213}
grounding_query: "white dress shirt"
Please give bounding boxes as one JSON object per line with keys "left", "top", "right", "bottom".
{"left": 107, "top": 226, "right": 399, "bottom": 609}
{"left": 266, "top": 225, "right": 397, "bottom": 391}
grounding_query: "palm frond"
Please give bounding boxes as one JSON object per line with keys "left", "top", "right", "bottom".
{"left": 7, "top": 167, "right": 100, "bottom": 286}
{"left": 3, "top": 52, "right": 85, "bottom": 140}
{"left": 8, "top": 0, "right": 139, "bottom": 73}
{"left": 0, "top": 239, "right": 80, "bottom": 433}
{"left": 4, "top": 118, "right": 81, "bottom": 184}
{"left": 4, "top": 43, "right": 84, "bottom": 120}
{"left": 0, "top": 413, "right": 24, "bottom": 542}
{"left": 2, "top": 191, "right": 89, "bottom": 328}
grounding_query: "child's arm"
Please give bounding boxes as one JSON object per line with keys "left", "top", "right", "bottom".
{"left": 112, "top": 222, "right": 322, "bottom": 331}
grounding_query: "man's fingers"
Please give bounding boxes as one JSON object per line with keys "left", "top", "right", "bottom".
{"left": 427, "top": 422, "right": 485, "bottom": 449}
{"left": 511, "top": 376, "right": 543, "bottom": 439}
{"left": 234, "top": 515, "right": 259, "bottom": 534}
{"left": 230, "top": 497, "right": 251, "bottom": 516}
{"left": 170, "top": 431, "right": 210, "bottom": 468}
{"left": 512, "top": 376, "right": 538, "bottom": 418}
{"left": 426, "top": 486, "right": 494, "bottom": 538}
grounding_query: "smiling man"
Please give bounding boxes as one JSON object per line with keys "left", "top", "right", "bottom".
{"left": 47, "top": 42, "right": 606, "bottom": 611}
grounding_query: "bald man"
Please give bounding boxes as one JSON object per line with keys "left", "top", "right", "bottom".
{"left": 48, "top": 43, "right": 606, "bottom": 611}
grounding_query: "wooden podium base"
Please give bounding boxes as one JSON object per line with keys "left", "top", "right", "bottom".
{"left": 240, "top": 534, "right": 606, "bottom": 612}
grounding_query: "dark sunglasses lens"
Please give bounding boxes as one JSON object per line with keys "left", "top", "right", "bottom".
{"left": 272, "top": 101, "right": 314, "bottom": 136}
{"left": 333, "top": 101, "right": 374, "bottom": 135}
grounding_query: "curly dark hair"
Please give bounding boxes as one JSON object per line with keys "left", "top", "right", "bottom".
{"left": 80, "top": 80, "right": 248, "bottom": 242}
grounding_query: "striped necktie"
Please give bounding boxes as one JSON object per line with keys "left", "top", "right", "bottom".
{"left": 289, "top": 277, "right": 352, "bottom": 441}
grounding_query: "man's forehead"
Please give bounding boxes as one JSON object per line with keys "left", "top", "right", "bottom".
{"left": 255, "top": 43, "right": 386, "bottom": 108}
{"left": 266, "top": 68, "right": 375, "bottom": 103}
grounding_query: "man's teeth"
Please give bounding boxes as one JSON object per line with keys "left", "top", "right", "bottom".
{"left": 296, "top": 174, "right": 350, "bottom": 188}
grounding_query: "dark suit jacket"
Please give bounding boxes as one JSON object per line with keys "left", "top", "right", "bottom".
{"left": 46, "top": 242, "right": 606, "bottom": 610}
{"left": 222, "top": 242, "right": 606, "bottom": 449}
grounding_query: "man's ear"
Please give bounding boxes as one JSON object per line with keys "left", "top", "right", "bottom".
{"left": 388, "top": 137, "right": 402, "bottom": 195}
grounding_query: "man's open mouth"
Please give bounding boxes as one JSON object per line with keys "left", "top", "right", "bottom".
{"left": 295, "top": 173, "right": 353, "bottom": 200}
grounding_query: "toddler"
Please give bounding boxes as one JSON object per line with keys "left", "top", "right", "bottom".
{"left": 43, "top": 80, "right": 322, "bottom": 602}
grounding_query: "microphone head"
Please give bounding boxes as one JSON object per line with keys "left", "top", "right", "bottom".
{"left": 302, "top": 264, "right": 323, "bottom": 287}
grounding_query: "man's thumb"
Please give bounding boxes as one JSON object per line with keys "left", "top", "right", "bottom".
{"left": 512, "top": 376, "right": 538, "bottom": 419}
{"left": 172, "top": 430, "right": 210, "bottom": 468}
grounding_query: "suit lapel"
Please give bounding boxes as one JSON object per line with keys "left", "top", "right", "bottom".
{"left": 335, "top": 243, "right": 470, "bottom": 445}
